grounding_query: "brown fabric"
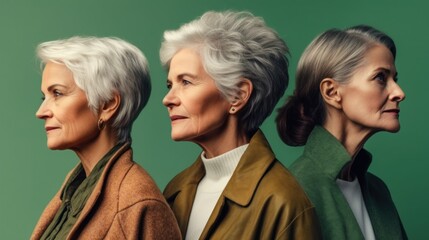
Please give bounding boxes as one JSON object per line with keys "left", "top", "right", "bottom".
{"left": 32, "top": 144, "right": 181, "bottom": 240}
{"left": 164, "top": 130, "right": 322, "bottom": 239}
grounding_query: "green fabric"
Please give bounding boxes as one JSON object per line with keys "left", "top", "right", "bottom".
{"left": 290, "top": 126, "right": 407, "bottom": 240}
{"left": 40, "top": 143, "right": 124, "bottom": 240}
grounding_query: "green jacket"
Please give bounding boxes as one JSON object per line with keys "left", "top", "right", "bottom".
{"left": 290, "top": 126, "right": 407, "bottom": 240}
{"left": 164, "top": 130, "right": 322, "bottom": 240}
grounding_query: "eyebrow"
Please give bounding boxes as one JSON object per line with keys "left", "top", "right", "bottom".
{"left": 167, "top": 73, "right": 197, "bottom": 82}
{"left": 45, "top": 83, "right": 67, "bottom": 92}
{"left": 178, "top": 73, "right": 196, "bottom": 78}
{"left": 377, "top": 67, "right": 399, "bottom": 81}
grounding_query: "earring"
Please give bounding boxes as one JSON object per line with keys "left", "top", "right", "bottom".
{"left": 98, "top": 118, "right": 105, "bottom": 130}
{"left": 230, "top": 107, "right": 236, "bottom": 113}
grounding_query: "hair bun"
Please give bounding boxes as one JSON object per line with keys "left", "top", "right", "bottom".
{"left": 276, "top": 95, "right": 315, "bottom": 146}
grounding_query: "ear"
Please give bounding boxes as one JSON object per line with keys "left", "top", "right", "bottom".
{"left": 320, "top": 78, "right": 342, "bottom": 109}
{"left": 229, "top": 78, "right": 253, "bottom": 114}
{"left": 99, "top": 92, "right": 121, "bottom": 122}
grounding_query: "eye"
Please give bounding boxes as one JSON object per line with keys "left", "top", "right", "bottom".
{"left": 53, "top": 89, "right": 63, "bottom": 98}
{"left": 166, "top": 81, "right": 172, "bottom": 89}
{"left": 41, "top": 95, "right": 46, "bottom": 101}
{"left": 182, "top": 79, "right": 191, "bottom": 86}
{"left": 374, "top": 72, "right": 387, "bottom": 84}
{"left": 394, "top": 73, "right": 399, "bottom": 82}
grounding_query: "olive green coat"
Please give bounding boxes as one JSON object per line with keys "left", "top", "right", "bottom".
{"left": 164, "top": 131, "right": 322, "bottom": 239}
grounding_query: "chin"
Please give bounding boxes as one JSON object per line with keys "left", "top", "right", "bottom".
{"left": 47, "top": 145, "right": 65, "bottom": 150}
{"left": 383, "top": 125, "right": 401, "bottom": 133}
{"left": 389, "top": 128, "right": 400, "bottom": 133}
{"left": 47, "top": 141, "right": 68, "bottom": 150}
{"left": 170, "top": 134, "right": 186, "bottom": 142}
{"left": 171, "top": 133, "right": 199, "bottom": 143}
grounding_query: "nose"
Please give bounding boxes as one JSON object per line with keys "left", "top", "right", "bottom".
{"left": 162, "top": 88, "right": 180, "bottom": 108}
{"left": 35, "top": 99, "right": 52, "bottom": 119}
{"left": 390, "top": 81, "right": 405, "bottom": 103}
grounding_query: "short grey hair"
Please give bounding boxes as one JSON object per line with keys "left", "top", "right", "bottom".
{"left": 160, "top": 11, "right": 289, "bottom": 135}
{"left": 37, "top": 36, "right": 151, "bottom": 143}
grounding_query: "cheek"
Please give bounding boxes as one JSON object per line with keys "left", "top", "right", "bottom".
{"left": 185, "top": 95, "right": 229, "bottom": 129}
{"left": 200, "top": 100, "right": 229, "bottom": 126}
{"left": 63, "top": 104, "right": 97, "bottom": 131}
{"left": 358, "top": 90, "right": 387, "bottom": 111}
{"left": 342, "top": 92, "right": 387, "bottom": 122}
{"left": 343, "top": 88, "right": 380, "bottom": 109}
{"left": 196, "top": 94, "right": 228, "bottom": 114}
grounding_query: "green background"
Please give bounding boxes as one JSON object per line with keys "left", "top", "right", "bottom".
{"left": 0, "top": 0, "right": 427, "bottom": 238}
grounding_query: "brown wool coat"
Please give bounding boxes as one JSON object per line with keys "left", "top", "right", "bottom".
{"left": 31, "top": 144, "right": 181, "bottom": 240}
{"left": 164, "top": 131, "right": 322, "bottom": 240}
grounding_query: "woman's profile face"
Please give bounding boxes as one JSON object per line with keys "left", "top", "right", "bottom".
{"left": 162, "top": 48, "right": 231, "bottom": 143}
{"left": 36, "top": 62, "right": 99, "bottom": 150}
{"left": 338, "top": 44, "right": 405, "bottom": 133}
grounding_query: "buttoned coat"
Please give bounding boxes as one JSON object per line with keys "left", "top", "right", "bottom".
{"left": 31, "top": 143, "right": 181, "bottom": 240}
{"left": 164, "top": 131, "right": 322, "bottom": 239}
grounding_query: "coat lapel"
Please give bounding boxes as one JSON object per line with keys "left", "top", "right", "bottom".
{"left": 67, "top": 143, "right": 131, "bottom": 239}
{"left": 164, "top": 158, "right": 205, "bottom": 238}
{"left": 31, "top": 191, "right": 63, "bottom": 240}
{"left": 199, "top": 130, "right": 275, "bottom": 239}
{"left": 174, "top": 184, "right": 199, "bottom": 235}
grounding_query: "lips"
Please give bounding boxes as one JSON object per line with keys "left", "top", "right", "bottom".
{"left": 45, "top": 126, "right": 60, "bottom": 132}
{"left": 383, "top": 109, "right": 400, "bottom": 113}
{"left": 170, "top": 115, "right": 187, "bottom": 121}
{"left": 383, "top": 109, "right": 400, "bottom": 117}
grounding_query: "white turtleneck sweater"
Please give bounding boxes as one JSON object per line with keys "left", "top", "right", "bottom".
{"left": 185, "top": 144, "right": 249, "bottom": 240}
{"left": 336, "top": 178, "right": 376, "bottom": 240}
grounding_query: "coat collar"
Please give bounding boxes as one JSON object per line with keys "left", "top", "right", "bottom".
{"left": 67, "top": 142, "right": 131, "bottom": 238}
{"left": 31, "top": 142, "right": 132, "bottom": 240}
{"left": 164, "top": 130, "right": 276, "bottom": 207}
{"left": 223, "top": 130, "right": 275, "bottom": 206}
{"left": 304, "top": 126, "right": 372, "bottom": 180}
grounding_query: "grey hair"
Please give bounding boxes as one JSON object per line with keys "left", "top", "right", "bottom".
{"left": 298, "top": 25, "right": 395, "bottom": 89}
{"left": 276, "top": 25, "right": 396, "bottom": 146}
{"left": 37, "top": 36, "right": 151, "bottom": 143}
{"left": 160, "top": 11, "right": 289, "bottom": 135}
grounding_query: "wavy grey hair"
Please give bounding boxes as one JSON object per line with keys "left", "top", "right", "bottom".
{"left": 37, "top": 36, "right": 151, "bottom": 143}
{"left": 160, "top": 11, "right": 289, "bottom": 135}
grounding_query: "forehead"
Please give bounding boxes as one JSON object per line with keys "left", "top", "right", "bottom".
{"left": 41, "top": 62, "right": 75, "bottom": 86}
{"left": 168, "top": 48, "right": 204, "bottom": 78}
{"left": 362, "top": 44, "right": 396, "bottom": 72}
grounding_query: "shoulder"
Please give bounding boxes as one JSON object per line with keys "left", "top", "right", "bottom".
{"left": 365, "top": 172, "right": 394, "bottom": 199}
{"left": 256, "top": 159, "right": 315, "bottom": 210}
{"left": 121, "top": 162, "right": 164, "bottom": 199}
{"left": 289, "top": 153, "right": 317, "bottom": 176}
{"left": 288, "top": 156, "right": 337, "bottom": 211}
{"left": 111, "top": 160, "right": 169, "bottom": 210}
{"left": 251, "top": 160, "right": 322, "bottom": 238}
{"left": 111, "top": 165, "right": 182, "bottom": 239}
{"left": 290, "top": 155, "right": 328, "bottom": 188}
{"left": 163, "top": 158, "right": 204, "bottom": 199}
{"left": 366, "top": 171, "right": 388, "bottom": 187}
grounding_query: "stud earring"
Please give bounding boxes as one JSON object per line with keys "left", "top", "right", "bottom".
{"left": 98, "top": 118, "right": 105, "bottom": 130}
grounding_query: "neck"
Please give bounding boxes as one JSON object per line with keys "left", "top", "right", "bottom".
{"left": 73, "top": 128, "right": 118, "bottom": 176}
{"left": 195, "top": 119, "right": 249, "bottom": 159}
{"left": 323, "top": 113, "right": 374, "bottom": 159}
